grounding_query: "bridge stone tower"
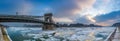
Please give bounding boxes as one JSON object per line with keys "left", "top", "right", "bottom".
{"left": 43, "top": 13, "right": 54, "bottom": 30}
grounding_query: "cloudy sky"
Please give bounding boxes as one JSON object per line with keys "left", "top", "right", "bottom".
{"left": 0, "top": 0, "right": 120, "bottom": 26}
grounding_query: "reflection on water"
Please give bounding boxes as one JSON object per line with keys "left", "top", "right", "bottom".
{"left": 6, "top": 27, "right": 116, "bottom": 41}
{"left": 6, "top": 27, "right": 42, "bottom": 41}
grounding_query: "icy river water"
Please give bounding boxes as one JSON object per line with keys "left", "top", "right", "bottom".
{"left": 6, "top": 27, "right": 116, "bottom": 41}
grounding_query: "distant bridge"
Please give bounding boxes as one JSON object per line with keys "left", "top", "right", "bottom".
{"left": 0, "top": 13, "right": 55, "bottom": 30}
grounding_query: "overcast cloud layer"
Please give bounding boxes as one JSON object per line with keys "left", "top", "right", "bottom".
{"left": 0, "top": 0, "right": 120, "bottom": 26}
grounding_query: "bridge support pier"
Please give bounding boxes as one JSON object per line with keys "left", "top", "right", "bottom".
{"left": 43, "top": 13, "right": 54, "bottom": 30}
{"left": 43, "top": 24, "right": 54, "bottom": 30}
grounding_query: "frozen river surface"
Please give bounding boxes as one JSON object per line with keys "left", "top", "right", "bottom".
{"left": 6, "top": 27, "right": 116, "bottom": 41}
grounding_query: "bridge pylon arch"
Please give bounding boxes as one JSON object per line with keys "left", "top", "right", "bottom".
{"left": 43, "top": 13, "right": 54, "bottom": 30}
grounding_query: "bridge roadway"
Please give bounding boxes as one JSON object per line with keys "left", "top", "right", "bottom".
{"left": 0, "top": 15, "right": 54, "bottom": 24}
{"left": 0, "top": 15, "right": 44, "bottom": 22}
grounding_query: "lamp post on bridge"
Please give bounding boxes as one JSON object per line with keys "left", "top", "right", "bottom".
{"left": 43, "top": 13, "right": 54, "bottom": 30}
{"left": 16, "top": 12, "right": 19, "bottom": 15}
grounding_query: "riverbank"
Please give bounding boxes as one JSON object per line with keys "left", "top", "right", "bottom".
{"left": 0, "top": 25, "right": 12, "bottom": 41}
{"left": 0, "top": 26, "right": 4, "bottom": 41}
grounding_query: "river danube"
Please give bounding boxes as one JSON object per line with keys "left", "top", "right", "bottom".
{"left": 6, "top": 27, "right": 116, "bottom": 41}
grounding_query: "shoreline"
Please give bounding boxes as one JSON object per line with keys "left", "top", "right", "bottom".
{"left": 0, "top": 25, "right": 12, "bottom": 41}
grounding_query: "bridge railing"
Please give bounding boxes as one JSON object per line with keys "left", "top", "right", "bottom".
{"left": 0, "top": 15, "right": 45, "bottom": 22}
{"left": 0, "top": 15, "right": 43, "bottom": 18}
{"left": 104, "top": 27, "right": 117, "bottom": 41}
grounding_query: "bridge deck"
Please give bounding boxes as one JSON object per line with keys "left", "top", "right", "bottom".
{"left": 0, "top": 27, "right": 4, "bottom": 41}
{"left": 112, "top": 27, "right": 120, "bottom": 41}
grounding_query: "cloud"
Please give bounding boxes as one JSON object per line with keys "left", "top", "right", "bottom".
{"left": 48, "top": 0, "right": 96, "bottom": 23}
{"left": 16, "top": 0, "right": 33, "bottom": 15}
{"left": 86, "top": 15, "right": 96, "bottom": 23}
{"left": 95, "top": 20, "right": 115, "bottom": 26}
{"left": 75, "top": 16, "right": 92, "bottom": 24}
{"left": 49, "top": 0, "right": 120, "bottom": 23}
{"left": 53, "top": 17, "right": 73, "bottom": 23}
{"left": 95, "top": 10, "right": 120, "bottom": 22}
{"left": 95, "top": 10, "right": 120, "bottom": 26}
{"left": 0, "top": 0, "right": 120, "bottom": 25}
{"left": 75, "top": 0, "right": 120, "bottom": 25}
{"left": 51, "top": 0, "right": 96, "bottom": 18}
{"left": 0, "top": 0, "right": 33, "bottom": 15}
